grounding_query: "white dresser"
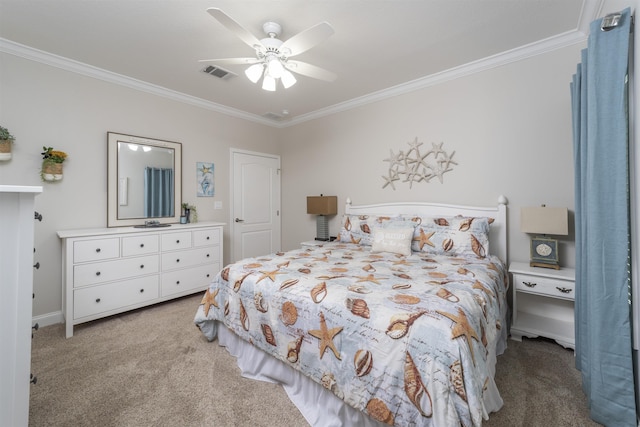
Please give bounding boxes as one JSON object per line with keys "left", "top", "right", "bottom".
{"left": 58, "top": 222, "right": 224, "bottom": 338}
{"left": 0, "top": 185, "right": 42, "bottom": 427}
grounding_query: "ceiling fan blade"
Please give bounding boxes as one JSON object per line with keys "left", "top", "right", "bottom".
{"left": 198, "top": 57, "right": 261, "bottom": 65}
{"left": 280, "top": 22, "right": 334, "bottom": 57}
{"left": 207, "top": 8, "right": 263, "bottom": 50}
{"left": 285, "top": 60, "right": 337, "bottom": 82}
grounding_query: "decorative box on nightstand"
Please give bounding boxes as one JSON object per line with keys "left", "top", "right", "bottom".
{"left": 509, "top": 261, "right": 576, "bottom": 349}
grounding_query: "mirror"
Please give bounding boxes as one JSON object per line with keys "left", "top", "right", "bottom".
{"left": 107, "top": 132, "right": 182, "bottom": 227}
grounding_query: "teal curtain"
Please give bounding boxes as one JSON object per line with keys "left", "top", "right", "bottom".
{"left": 571, "top": 8, "right": 636, "bottom": 425}
{"left": 143, "top": 167, "right": 174, "bottom": 217}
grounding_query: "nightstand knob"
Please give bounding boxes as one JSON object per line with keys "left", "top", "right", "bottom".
{"left": 556, "top": 287, "right": 572, "bottom": 294}
{"left": 523, "top": 281, "right": 537, "bottom": 288}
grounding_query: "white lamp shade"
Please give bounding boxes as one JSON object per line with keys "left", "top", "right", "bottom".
{"left": 520, "top": 206, "right": 569, "bottom": 235}
{"left": 245, "top": 64, "right": 263, "bottom": 83}
{"left": 266, "top": 58, "right": 284, "bottom": 79}
{"left": 262, "top": 75, "right": 276, "bottom": 91}
{"left": 281, "top": 69, "right": 297, "bottom": 88}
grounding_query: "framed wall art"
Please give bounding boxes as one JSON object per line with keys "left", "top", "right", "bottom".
{"left": 197, "top": 162, "right": 214, "bottom": 197}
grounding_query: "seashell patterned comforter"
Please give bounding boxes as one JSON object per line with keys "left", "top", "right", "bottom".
{"left": 194, "top": 242, "right": 508, "bottom": 426}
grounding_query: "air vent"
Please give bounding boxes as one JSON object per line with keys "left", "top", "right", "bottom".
{"left": 262, "top": 112, "right": 286, "bottom": 121}
{"left": 202, "top": 65, "right": 237, "bottom": 79}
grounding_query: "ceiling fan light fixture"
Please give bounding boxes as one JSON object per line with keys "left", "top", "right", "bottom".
{"left": 266, "top": 57, "right": 284, "bottom": 79}
{"left": 245, "top": 63, "right": 264, "bottom": 83}
{"left": 262, "top": 74, "right": 276, "bottom": 91}
{"left": 281, "top": 69, "right": 297, "bottom": 88}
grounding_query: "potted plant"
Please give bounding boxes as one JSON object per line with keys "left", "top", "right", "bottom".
{"left": 0, "top": 125, "right": 15, "bottom": 161}
{"left": 41, "top": 146, "right": 68, "bottom": 181}
{"left": 181, "top": 202, "right": 198, "bottom": 223}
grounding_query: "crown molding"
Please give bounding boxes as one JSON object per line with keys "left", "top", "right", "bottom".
{"left": 0, "top": 38, "right": 276, "bottom": 127}
{"left": 286, "top": 29, "right": 588, "bottom": 127}
{"left": 1, "top": 23, "right": 589, "bottom": 129}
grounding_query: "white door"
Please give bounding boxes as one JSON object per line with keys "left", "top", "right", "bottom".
{"left": 230, "top": 149, "right": 281, "bottom": 262}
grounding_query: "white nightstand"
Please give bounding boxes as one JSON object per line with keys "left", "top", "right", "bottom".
{"left": 509, "top": 261, "right": 576, "bottom": 349}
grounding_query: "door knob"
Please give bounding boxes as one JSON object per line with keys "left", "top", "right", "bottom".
{"left": 235, "top": 218, "right": 244, "bottom": 222}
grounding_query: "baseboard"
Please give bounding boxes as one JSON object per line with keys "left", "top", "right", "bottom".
{"left": 33, "top": 311, "right": 64, "bottom": 328}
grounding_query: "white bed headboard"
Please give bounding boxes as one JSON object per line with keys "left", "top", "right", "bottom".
{"left": 344, "top": 196, "right": 509, "bottom": 263}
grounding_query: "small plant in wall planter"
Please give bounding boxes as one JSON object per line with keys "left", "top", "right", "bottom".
{"left": 41, "top": 146, "right": 68, "bottom": 182}
{"left": 0, "top": 125, "right": 15, "bottom": 161}
{"left": 181, "top": 202, "right": 197, "bottom": 223}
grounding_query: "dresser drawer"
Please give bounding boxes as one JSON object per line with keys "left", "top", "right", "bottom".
{"left": 161, "top": 263, "right": 219, "bottom": 297}
{"left": 73, "top": 238, "right": 120, "bottom": 263}
{"left": 193, "top": 228, "right": 221, "bottom": 247}
{"left": 161, "top": 231, "right": 192, "bottom": 251}
{"left": 122, "top": 235, "right": 159, "bottom": 257}
{"left": 513, "top": 273, "right": 575, "bottom": 300}
{"left": 73, "top": 255, "right": 159, "bottom": 287}
{"left": 73, "top": 275, "right": 159, "bottom": 319}
{"left": 161, "top": 246, "right": 220, "bottom": 271}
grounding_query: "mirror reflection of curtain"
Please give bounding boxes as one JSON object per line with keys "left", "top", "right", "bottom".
{"left": 571, "top": 8, "right": 636, "bottom": 425}
{"left": 144, "top": 167, "right": 174, "bottom": 217}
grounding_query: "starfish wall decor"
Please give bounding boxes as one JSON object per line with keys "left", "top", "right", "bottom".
{"left": 382, "top": 138, "right": 458, "bottom": 190}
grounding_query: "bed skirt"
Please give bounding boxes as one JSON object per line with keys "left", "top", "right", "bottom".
{"left": 216, "top": 322, "right": 505, "bottom": 426}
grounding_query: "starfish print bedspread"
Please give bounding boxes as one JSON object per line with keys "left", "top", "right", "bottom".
{"left": 194, "top": 242, "right": 508, "bottom": 427}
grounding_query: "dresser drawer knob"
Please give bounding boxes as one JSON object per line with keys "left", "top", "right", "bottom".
{"left": 206, "top": 274, "right": 210, "bottom": 278}
{"left": 176, "top": 281, "right": 180, "bottom": 285}
{"left": 176, "top": 239, "right": 180, "bottom": 244}
{"left": 206, "top": 236, "right": 210, "bottom": 240}
{"left": 140, "top": 289, "right": 144, "bottom": 293}
{"left": 96, "top": 271, "right": 101, "bottom": 276}
{"left": 523, "top": 281, "right": 536, "bottom": 288}
{"left": 95, "top": 248, "right": 101, "bottom": 253}
{"left": 140, "top": 264, "right": 144, "bottom": 269}
{"left": 96, "top": 298, "right": 101, "bottom": 303}
{"left": 206, "top": 253, "right": 210, "bottom": 258}
{"left": 140, "top": 243, "right": 144, "bottom": 248}
{"left": 176, "top": 259, "right": 180, "bottom": 263}
{"left": 556, "top": 287, "right": 572, "bottom": 294}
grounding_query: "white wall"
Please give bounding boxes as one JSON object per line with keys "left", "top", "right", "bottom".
{"left": 1, "top": 38, "right": 584, "bottom": 322}
{"left": 0, "top": 53, "right": 281, "bottom": 319}
{"left": 281, "top": 43, "right": 583, "bottom": 267}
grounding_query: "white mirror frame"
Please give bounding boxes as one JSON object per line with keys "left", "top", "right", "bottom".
{"left": 107, "top": 132, "right": 182, "bottom": 227}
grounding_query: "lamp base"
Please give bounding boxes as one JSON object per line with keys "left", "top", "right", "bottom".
{"left": 530, "top": 261, "right": 561, "bottom": 270}
{"left": 316, "top": 215, "right": 329, "bottom": 241}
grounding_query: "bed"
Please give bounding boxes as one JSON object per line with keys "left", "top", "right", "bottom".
{"left": 195, "top": 197, "right": 509, "bottom": 426}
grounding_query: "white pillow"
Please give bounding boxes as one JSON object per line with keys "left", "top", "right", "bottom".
{"left": 371, "top": 227, "right": 414, "bottom": 256}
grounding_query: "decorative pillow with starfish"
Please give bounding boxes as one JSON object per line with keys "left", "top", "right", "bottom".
{"left": 403, "top": 215, "right": 493, "bottom": 258}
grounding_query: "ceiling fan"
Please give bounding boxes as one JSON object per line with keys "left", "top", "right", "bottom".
{"left": 200, "top": 8, "right": 337, "bottom": 91}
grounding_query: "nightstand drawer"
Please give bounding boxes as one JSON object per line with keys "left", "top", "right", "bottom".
{"left": 513, "top": 273, "right": 574, "bottom": 300}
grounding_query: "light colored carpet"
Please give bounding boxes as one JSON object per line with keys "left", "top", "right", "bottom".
{"left": 29, "top": 294, "right": 601, "bottom": 427}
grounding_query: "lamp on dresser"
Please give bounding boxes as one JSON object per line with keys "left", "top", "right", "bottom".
{"left": 307, "top": 195, "right": 337, "bottom": 241}
{"left": 520, "top": 205, "right": 569, "bottom": 269}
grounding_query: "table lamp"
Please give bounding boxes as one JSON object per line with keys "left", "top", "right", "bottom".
{"left": 520, "top": 205, "right": 568, "bottom": 270}
{"left": 307, "top": 195, "right": 337, "bottom": 241}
